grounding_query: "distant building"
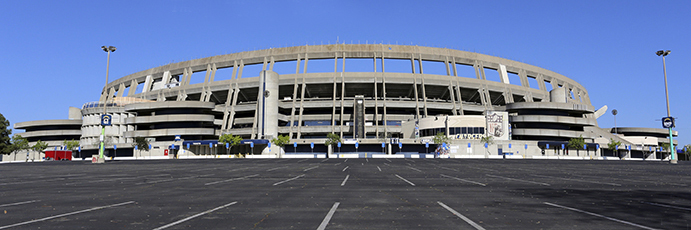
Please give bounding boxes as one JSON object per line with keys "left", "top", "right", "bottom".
{"left": 8, "top": 44, "right": 677, "bottom": 160}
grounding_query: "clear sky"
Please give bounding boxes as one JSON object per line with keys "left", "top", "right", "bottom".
{"left": 1, "top": 0, "right": 690, "bottom": 146}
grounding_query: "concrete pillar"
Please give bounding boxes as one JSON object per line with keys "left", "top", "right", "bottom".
{"left": 128, "top": 79, "right": 138, "bottom": 97}
{"left": 143, "top": 75, "right": 153, "bottom": 93}
{"left": 257, "top": 70, "right": 279, "bottom": 140}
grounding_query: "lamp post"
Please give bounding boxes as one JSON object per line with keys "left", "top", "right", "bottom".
{"left": 612, "top": 109, "right": 618, "bottom": 135}
{"left": 99, "top": 46, "right": 116, "bottom": 160}
{"left": 656, "top": 50, "right": 676, "bottom": 164}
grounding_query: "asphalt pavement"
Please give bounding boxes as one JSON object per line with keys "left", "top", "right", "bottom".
{"left": 0, "top": 158, "right": 689, "bottom": 229}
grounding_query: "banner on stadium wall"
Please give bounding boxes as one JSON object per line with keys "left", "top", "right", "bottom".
{"left": 485, "top": 111, "right": 510, "bottom": 141}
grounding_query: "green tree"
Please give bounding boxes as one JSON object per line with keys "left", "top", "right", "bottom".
{"left": 567, "top": 135, "right": 586, "bottom": 156}
{"left": 30, "top": 140, "right": 48, "bottom": 161}
{"left": 607, "top": 138, "right": 622, "bottom": 158}
{"left": 0, "top": 113, "right": 12, "bottom": 155}
{"left": 132, "top": 137, "right": 150, "bottom": 157}
{"left": 63, "top": 139, "right": 80, "bottom": 151}
{"left": 219, "top": 133, "right": 243, "bottom": 154}
{"left": 481, "top": 135, "right": 494, "bottom": 146}
{"left": 433, "top": 132, "right": 450, "bottom": 146}
{"left": 11, "top": 134, "right": 29, "bottom": 161}
{"left": 271, "top": 135, "right": 290, "bottom": 148}
{"left": 324, "top": 133, "right": 342, "bottom": 147}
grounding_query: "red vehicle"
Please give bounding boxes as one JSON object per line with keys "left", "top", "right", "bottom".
{"left": 44, "top": 150, "right": 72, "bottom": 161}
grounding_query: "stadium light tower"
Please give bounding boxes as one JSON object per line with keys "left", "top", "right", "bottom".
{"left": 656, "top": 50, "right": 676, "bottom": 164}
{"left": 99, "top": 46, "right": 116, "bottom": 161}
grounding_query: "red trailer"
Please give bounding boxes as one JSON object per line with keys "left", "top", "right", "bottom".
{"left": 45, "top": 150, "right": 72, "bottom": 161}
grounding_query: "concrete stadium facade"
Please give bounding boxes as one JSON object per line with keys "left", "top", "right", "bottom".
{"left": 7, "top": 44, "right": 679, "bottom": 161}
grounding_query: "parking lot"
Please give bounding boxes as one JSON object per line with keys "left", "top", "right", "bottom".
{"left": 0, "top": 158, "right": 689, "bottom": 229}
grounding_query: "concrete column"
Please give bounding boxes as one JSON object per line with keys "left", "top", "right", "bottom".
{"left": 413, "top": 78, "right": 420, "bottom": 119}
{"left": 116, "top": 83, "right": 125, "bottom": 98}
{"left": 451, "top": 57, "right": 458, "bottom": 77}
{"left": 445, "top": 56, "right": 451, "bottom": 76}
{"left": 474, "top": 61, "right": 486, "bottom": 80}
{"left": 381, "top": 53, "right": 388, "bottom": 138}
{"left": 143, "top": 75, "right": 153, "bottom": 93}
{"left": 288, "top": 55, "right": 301, "bottom": 138}
{"left": 296, "top": 55, "right": 308, "bottom": 139}
{"left": 536, "top": 74, "right": 546, "bottom": 91}
{"left": 421, "top": 78, "right": 428, "bottom": 117}
{"left": 455, "top": 81, "right": 464, "bottom": 115}
{"left": 128, "top": 79, "right": 138, "bottom": 97}
{"left": 498, "top": 64, "right": 509, "bottom": 84}
{"left": 257, "top": 70, "right": 279, "bottom": 140}
{"left": 448, "top": 84, "right": 458, "bottom": 115}
{"left": 340, "top": 53, "right": 345, "bottom": 138}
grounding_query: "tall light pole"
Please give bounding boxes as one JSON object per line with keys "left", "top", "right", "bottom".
{"left": 612, "top": 109, "right": 618, "bottom": 135}
{"left": 99, "top": 46, "right": 116, "bottom": 161}
{"left": 656, "top": 50, "right": 676, "bottom": 164}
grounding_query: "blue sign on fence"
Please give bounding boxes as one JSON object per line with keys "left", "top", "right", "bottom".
{"left": 293, "top": 142, "right": 297, "bottom": 148}
{"left": 355, "top": 142, "right": 359, "bottom": 148}
{"left": 187, "top": 143, "right": 190, "bottom": 149}
{"left": 226, "top": 143, "right": 229, "bottom": 148}
{"left": 310, "top": 142, "right": 314, "bottom": 149}
{"left": 250, "top": 142, "right": 254, "bottom": 148}
{"left": 468, "top": 143, "right": 471, "bottom": 148}
{"left": 337, "top": 142, "right": 341, "bottom": 148}
{"left": 398, "top": 142, "right": 402, "bottom": 148}
{"left": 382, "top": 142, "right": 386, "bottom": 148}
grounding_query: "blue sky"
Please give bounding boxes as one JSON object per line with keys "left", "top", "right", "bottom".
{"left": 1, "top": 0, "right": 690, "bottom": 146}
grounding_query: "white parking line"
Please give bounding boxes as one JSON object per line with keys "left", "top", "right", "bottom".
{"left": 204, "top": 174, "right": 260, "bottom": 186}
{"left": 0, "top": 201, "right": 134, "bottom": 230}
{"left": 440, "top": 174, "right": 486, "bottom": 186}
{"left": 317, "top": 202, "right": 340, "bottom": 230}
{"left": 532, "top": 174, "right": 621, "bottom": 186}
{"left": 544, "top": 202, "right": 658, "bottom": 230}
{"left": 267, "top": 166, "right": 288, "bottom": 171}
{"left": 407, "top": 166, "right": 423, "bottom": 173}
{"left": 334, "top": 163, "right": 341, "bottom": 166}
{"left": 486, "top": 174, "right": 550, "bottom": 186}
{"left": 273, "top": 174, "right": 305, "bottom": 186}
{"left": 395, "top": 174, "right": 415, "bottom": 186}
{"left": 321, "top": 159, "right": 329, "bottom": 163}
{"left": 342, "top": 166, "right": 349, "bottom": 172}
{"left": 136, "top": 174, "right": 215, "bottom": 185}
{"left": 642, "top": 201, "right": 691, "bottom": 211}
{"left": 437, "top": 201, "right": 486, "bottom": 230}
{"left": 341, "top": 175, "right": 350, "bottom": 186}
{"left": 383, "top": 163, "right": 390, "bottom": 166}
{"left": 344, "top": 159, "right": 348, "bottom": 162}
{"left": 440, "top": 166, "right": 459, "bottom": 172}
{"left": 153, "top": 201, "right": 237, "bottom": 230}
{"left": 304, "top": 166, "right": 320, "bottom": 172}
{"left": 0, "top": 200, "right": 40, "bottom": 208}
{"left": 366, "top": 158, "right": 368, "bottom": 163}
{"left": 377, "top": 166, "right": 382, "bottom": 172}
{"left": 385, "top": 159, "right": 392, "bottom": 162}
{"left": 190, "top": 167, "right": 223, "bottom": 172}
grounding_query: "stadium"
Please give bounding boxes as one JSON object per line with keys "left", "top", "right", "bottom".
{"left": 8, "top": 44, "right": 678, "bottom": 161}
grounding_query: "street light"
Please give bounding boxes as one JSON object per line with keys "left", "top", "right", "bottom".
{"left": 656, "top": 50, "right": 677, "bottom": 164}
{"left": 99, "top": 46, "right": 116, "bottom": 161}
{"left": 611, "top": 109, "right": 618, "bottom": 135}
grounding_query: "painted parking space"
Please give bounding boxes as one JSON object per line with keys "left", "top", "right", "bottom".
{"left": 0, "top": 159, "right": 688, "bottom": 229}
